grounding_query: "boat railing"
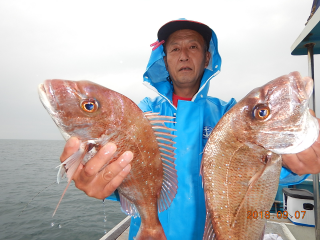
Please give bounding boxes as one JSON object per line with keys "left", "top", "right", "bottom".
{"left": 100, "top": 216, "right": 131, "bottom": 240}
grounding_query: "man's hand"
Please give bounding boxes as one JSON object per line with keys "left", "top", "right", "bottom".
{"left": 282, "top": 115, "right": 320, "bottom": 175}
{"left": 60, "top": 137, "right": 133, "bottom": 199}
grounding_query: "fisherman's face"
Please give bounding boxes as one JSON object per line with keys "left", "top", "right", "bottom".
{"left": 164, "top": 29, "right": 210, "bottom": 93}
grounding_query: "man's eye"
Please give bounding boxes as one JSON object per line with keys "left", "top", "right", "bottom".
{"left": 172, "top": 48, "right": 179, "bottom": 52}
{"left": 190, "top": 46, "right": 197, "bottom": 49}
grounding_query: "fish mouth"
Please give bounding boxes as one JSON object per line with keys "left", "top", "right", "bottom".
{"left": 297, "top": 75, "right": 313, "bottom": 100}
{"left": 270, "top": 111, "right": 319, "bottom": 154}
{"left": 289, "top": 72, "right": 314, "bottom": 102}
{"left": 38, "top": 81, "right": 71, "bottom": 141}
{"left": 38, "top": 82, "right": 55, "bottom": 115}
{"left": 263, "top": 73, "right": 317, "bottom": 154}
{"left": 262, "top": 72, "right": 313, "bottom": 105}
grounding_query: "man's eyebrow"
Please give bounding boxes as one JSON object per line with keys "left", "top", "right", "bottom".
{"left": 168, "top": 39, "right": 200, "bottom": 46}
{"left": 168, "top": 42, "right": 179, "bottom": 46}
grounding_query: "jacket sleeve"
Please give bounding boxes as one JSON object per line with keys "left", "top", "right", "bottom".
{"left": 106, "top": 191, "right": 120, "bottom": 201}
{"left": 138, "top": 97, "right": 153, "bottom": 112}
{"left": 224, "top": 98, "right": 237, "bottom": 113}
{"left": 279, "top": 168, "right": 310, "bottom": 186}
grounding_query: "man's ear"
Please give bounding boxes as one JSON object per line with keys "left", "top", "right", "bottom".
{"left": 163, "top": 56, "right": 168, "bottom": 69}
{"left": 204, "top": 52, "right": 211, "bottom": 68}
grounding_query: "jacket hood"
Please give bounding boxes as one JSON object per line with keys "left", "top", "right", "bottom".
{"left": 143, "top": 24, "right": 221, "bottom": 108}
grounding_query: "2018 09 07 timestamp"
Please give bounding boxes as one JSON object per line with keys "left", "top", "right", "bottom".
{"left": 247, "top": 211, "right": 306, "bottom": 219}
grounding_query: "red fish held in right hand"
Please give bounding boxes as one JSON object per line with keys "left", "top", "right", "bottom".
{"left": 202, "top": 72, "right": 319, "bottom": 240}
{"left": 38, "top": 79, "right": 178, "bottom": 240}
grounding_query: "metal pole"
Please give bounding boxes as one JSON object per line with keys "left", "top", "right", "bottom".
{"left": 306, "top": 43, "right": 320, "bottom": 240}
{"left": 306, "top": 43, "right": 316, "bottom": 111}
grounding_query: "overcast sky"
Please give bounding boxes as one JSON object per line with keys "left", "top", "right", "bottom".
{"left": 0, "top": 0, "right": 319, "bottom": 140}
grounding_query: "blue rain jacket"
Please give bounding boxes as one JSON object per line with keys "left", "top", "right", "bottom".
{"left": 127, "top": 28, "right": 236, "bottom": 240}
{"left": 115, "top": 24, "right": 308, "bottom": 240}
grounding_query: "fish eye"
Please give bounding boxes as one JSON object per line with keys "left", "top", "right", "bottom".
{"left": 253, "top": 104, "right": 270, "bottom": 120}
{"left": 80, "top": 99, "right": 99, "bottom": 113}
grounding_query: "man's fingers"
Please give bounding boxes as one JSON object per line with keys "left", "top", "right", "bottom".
{"left": 100, "top": 151, "right": 133, "bottom": 182}
{"left": 76, "top": 151, "right": 133, "bottom": 199}
{"left": 74, "top": 150, "right": 133, "bottom": 191}
{"left": 283, "top": 153, "right": 310, "bottom": 175}
{"left": 83, "top": 142, "right": 117, "bottom": 177}
{"left": 60, "top": 137, "right": 80, "bottom": 163}
{"left": 60, "top": 137, "right": 134, "bottom": 199}
{"left": 102, "top": 164, "right": 132, "bottom": 197}
{"left": 313, "top": 118, "right": 320, "bottom": 151}
{"left": 282, "top": 116, "right": 320, "bottom": 175}
{"left": 283, "top": 144, "right": 320, "bottom": 175}
{"left": 309, "top": 109, "right": 316, "bottom": 117}
{"left": 91, "top": 151, "right": 133, "bottom": 196}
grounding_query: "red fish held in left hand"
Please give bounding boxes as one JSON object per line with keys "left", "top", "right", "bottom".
{"left": 38, "top": 79, "right": 178, "bottom": 240}
{"left": 202, "top": 72, "right": 319, "bottom": 240}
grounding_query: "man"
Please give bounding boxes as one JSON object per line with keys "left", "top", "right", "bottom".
{"left": 60, "top": 19, "right": 320, "bottom": 239}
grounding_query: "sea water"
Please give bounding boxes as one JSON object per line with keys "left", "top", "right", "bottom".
{"left": 0, "top": 139, "right": 125, "bottom": 240}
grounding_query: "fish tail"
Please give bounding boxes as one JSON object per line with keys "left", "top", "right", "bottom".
{"left": 135, "top": 224, "right": 166, "bottom": 240}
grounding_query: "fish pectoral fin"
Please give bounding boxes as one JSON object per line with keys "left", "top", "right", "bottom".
{"left": 56, "top": 164, "right": 66, "bottom": 184}
{"left": 203, "top": 210, "right": 215, "bottom": 240}
{"left": 56, "top": 141, "right": 87, "bottom": 183}
{"left": 247, "top": 154, "right": 272, "bottom": 187}
{"left": 232, "top": 155, "right": 272, "bottom": 226}
{"left": 119, "top": 193, "right": 140, "bottom": 218}
{"left": 53, "top": 141, "right": 89, "bottom": 217}
{"left": 52, "top": 178, "right": 73, "bottom": 217}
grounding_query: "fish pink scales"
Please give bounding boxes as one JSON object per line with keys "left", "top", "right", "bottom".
{"left": 38, "top": 79, "right": 178, "bottom": 240}
{"left": 202, "top": 72, "right": 319, "bottom": 240}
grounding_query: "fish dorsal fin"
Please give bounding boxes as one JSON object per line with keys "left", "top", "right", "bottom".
{"left": 53, "top": 141, "right": 89, "bottom": 216}
{"left": 144, "top": 112, "right": 178, "bottom": 213}
{"left": 119, "top": 193, "right": 140, "bottom": 218}
{"left": 203, "top": 210, "right": 216, "bottom": 240}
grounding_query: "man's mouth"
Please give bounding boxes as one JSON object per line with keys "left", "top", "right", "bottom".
{"left": 179, "top": 67, "right": 192, "bottom": 71}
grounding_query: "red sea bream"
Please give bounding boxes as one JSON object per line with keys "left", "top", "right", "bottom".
{"left": 38, "top": 79, "right": 178, "bottom": 240}
{"left": 202, "top": 72, "right": 319, "bottom": 240}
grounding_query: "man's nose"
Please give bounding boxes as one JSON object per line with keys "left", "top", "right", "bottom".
{"left": 179, "top": 48, "right": 189, "bottom": 61}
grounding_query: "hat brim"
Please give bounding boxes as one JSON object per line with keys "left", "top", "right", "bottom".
{"left": 157, "top": 20, "right": 212, "bottom": 49}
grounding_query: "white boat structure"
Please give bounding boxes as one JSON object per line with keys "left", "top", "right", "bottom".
{"left": 100, "top": 216, "right": 131, "bottom": 240}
